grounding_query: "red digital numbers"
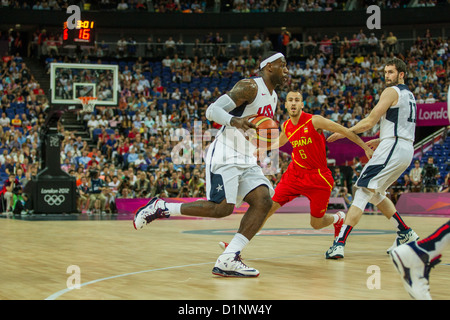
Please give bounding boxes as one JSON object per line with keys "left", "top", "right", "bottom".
{"left": 78, "top": 29, "right": 91, "bottom": 41}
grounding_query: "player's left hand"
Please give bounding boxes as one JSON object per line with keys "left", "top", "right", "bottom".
{"left": 366, "top": 138, "right": 380, "bottom": 151}
{"left": 327, "top": 132, "right": 344, "bottom": 142}
{"left": 364, "top": 147, "right": 374, "bottom": 160}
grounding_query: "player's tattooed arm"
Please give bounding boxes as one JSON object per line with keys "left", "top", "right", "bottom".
{"left": 227, "top": 79, "right": 258, "bottom": 130}
{"left": 228, "top": 79, "right": 258, "bottom": 106}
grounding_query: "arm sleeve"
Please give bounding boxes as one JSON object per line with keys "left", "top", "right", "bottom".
{"left": 205, "top": 94, "right": 237, "bottom": 126}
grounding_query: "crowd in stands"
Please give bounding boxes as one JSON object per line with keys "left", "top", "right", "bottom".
{"left": 0, "top": 24, "right": 449, "bottom": 214}
{"left": 6, "top": 0, "right": 445, "bottom": 12}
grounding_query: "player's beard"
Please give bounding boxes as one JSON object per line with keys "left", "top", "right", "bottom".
{"left": 385, "top": 74, "right": 400, "bottom": 87}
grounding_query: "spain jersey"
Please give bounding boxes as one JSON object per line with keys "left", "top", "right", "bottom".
{"left": 283, "top": 112, "right": 328, "bottom": 171}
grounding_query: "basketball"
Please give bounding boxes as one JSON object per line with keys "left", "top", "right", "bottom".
{"left": 248, "top": 115, "right": 279, "bottom": 148}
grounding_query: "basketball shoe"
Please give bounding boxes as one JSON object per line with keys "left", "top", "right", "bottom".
{"left": 333, "top": 211, "right": 346, "bottom": 238}
{"left": 325, "top": 241, "right": 345, "bottom": 259}
{"left": 390, "top": 242, "right": 441, "bottom": 300}
{"left": 212, "top": 251, "right": 260, "bottom": 277}
{"left": 133, "top": 197, "right": 170, "bottom": 230}
{"left": 386, "top": 228, "right": 419, "bottom": 254}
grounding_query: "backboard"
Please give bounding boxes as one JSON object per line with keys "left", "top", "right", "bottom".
{"left": 50, "top": 63, "right": 119, "bottom": 106}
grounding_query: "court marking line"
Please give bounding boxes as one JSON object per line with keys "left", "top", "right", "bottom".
{"left": 45, "top": 250, "right": 449, "bottom": 300}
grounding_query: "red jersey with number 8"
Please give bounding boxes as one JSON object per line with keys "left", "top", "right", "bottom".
{"left": 283, "top": 112, "right": 328, "bottom": 171}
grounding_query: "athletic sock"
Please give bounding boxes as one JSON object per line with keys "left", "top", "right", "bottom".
{"left": 165, "top": 202, "right": 181, "bottom": 215}
{"left": 332, "top": 213, "right": 340, "bottom": 224}
{"left": 416, "top": 221, "right": 450, "bottom": 261}
{"left": 335, "top": 224, "right": 353, "bottom": 245}
{"left": 390, "top": 212, "right": 409, "bottom": 232}
{"left": 223, "top": 233, "right": 249, "bottom": 254}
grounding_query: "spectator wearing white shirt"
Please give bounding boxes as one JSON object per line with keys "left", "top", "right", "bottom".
{"left": 0, "top": 112, "right": 10, "bottom": 127}
{"left": 201, "top": 87, "right": 212, "bottom": 101}
{"left": 317, "top": 89, "right": 327, "bottom": 104}
{"left": 87, "top": 115, "right": 99, "bottom": 139}
{"left": 171, "top": 88, "right": 181, "bottom": 100}
{"left": 330, "top": 107, "right": 340, "bottom": 122}
{"left": 425, "top": 93, "right": 436, "bottom": 104}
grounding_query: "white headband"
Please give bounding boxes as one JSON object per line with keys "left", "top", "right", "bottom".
{"left": 260, "top": 53, "right": 285, "bottom": 70}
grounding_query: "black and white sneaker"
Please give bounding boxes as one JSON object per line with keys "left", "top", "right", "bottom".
{"left": 133, "top": 197, "right": 170, "bottom": 230}
{"left": 212, "top": 252, "right": 260, "bottom": 278}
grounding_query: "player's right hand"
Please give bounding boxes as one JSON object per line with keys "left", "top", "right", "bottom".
{"left": 327, "top": 132, "right": 344, "bottom": 142}
{"left": 230, "top": 114, "right": 257, "bottom": 131}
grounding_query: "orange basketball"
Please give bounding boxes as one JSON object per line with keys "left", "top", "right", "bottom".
{"left": 248, "top": 115, "right": 279, "bottom": 148}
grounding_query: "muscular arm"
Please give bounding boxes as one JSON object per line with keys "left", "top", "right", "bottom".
{"left": 327, "top": 87, "right": 398, "bottom": 142}
{"left": 312, "top": 115, "right": 373, "bottom": 159}
{"left": 205, "top": 79, "right": 258, "bottom": 130}
{"left": 348, "top": 87, "right": 398, "bottom": 134}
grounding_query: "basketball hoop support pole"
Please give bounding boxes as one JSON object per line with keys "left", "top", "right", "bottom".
{"left": 23, "top": 105, "right": 78, "bottom": 214}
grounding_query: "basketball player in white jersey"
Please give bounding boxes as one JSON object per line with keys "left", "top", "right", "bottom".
{"left": 133, "top": 52, "right": 288, "bottom": 277}
{"left": 325, "top": 58, "right": 419, "bottom": 259}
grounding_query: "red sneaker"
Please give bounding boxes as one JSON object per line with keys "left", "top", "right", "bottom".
{"left": 333, "top": 211, "right": 346, "bottom": 238}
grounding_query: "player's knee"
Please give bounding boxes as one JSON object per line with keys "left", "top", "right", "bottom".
{"left": 353, "top": 187, "right": 374, "bottom": 211}
{"left": 369, "top": 192, "right": 386, "bottom": 206}
{"left": 212, "top": 202, "right": 234, "bottom": 218}
{"left": 251, "top": 195, "right": 273, "bottom": 213}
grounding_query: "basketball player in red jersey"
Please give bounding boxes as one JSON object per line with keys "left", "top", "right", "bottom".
{"left": 260, "top": 91, "right": 373, "bottom": 236}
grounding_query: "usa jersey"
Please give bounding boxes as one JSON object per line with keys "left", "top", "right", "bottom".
{"left": 216, "top": 77, "right": 278, "bottom": 156}
{"left": 283, "top": 112, "right": 328, "bottom": 171}
{"left": 379, "top": 84, "right": 416, "bottom": 143}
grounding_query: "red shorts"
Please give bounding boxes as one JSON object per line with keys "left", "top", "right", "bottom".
{"left": 272, "top": 163, "right": 334, "bottom": 218}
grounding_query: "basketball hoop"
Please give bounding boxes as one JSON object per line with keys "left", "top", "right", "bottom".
{"left": 78, "top": 97, "right": 97, "bottom": 113}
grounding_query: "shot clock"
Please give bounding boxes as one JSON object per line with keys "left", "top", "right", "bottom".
{"left": 63, "top": 19, "right": 95, "bottom": 45}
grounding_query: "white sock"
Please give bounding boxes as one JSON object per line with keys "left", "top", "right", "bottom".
{"left": 223, "top": 233, "right": 249, "bottom": 254}
{"left": 165, "top": 202, "right": 181, "bottom": 215}
{"left": 332, "top": 214, "right": 339, "bottom": 224}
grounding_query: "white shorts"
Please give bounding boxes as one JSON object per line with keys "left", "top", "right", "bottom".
{"left": 356, "top": 138, "right": 413, "bottom": 194}
{"left": 205, "top": 139, "right": 274, "bottom": 208}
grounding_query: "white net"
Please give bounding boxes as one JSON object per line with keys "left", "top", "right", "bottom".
{"left": 78, "top": 97, "right": 97, "bottom": 113}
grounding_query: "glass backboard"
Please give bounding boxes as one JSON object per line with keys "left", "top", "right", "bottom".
{"left": 50, "top": 62, "right": 119, "bottom": 106}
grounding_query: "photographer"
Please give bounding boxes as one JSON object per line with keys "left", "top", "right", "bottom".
{"left": 188, "top": 173, "right": 205, "bottom": 198}
{"left": 12, "top": 185, "right": 29, "bottom": 215}
{"left": 87, "top": 170, "right": 107, "bottom": 214}
{"left": 422, "top": 156, "right": 440, "bottom": 192}
{"left": 1, "top": 174, "right": 20, "bottom": 213}
{"left": 338, "top": 187, "right": 352, "bottom": 207}
{"left": 177, "top": 186, "right": 190, "bottom": 198}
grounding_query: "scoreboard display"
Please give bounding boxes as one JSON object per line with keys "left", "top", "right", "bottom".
{"left": 63, "top": 20, "right": 95, "bottom": 45}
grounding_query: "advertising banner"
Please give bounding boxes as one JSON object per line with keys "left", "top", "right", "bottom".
{"left": 416, "top": 102, "right": 449, "bottom": 126}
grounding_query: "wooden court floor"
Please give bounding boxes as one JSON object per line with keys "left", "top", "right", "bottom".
{"left": 0, "top": 212, "right": 449, "bottom": 300}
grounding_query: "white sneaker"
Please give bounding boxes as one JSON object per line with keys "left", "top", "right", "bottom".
{"left": 212, "top": 252, "right": 260, "bottom": 277}
{"left": 133, "top": 197, "right": 170, "bottom": 230}
{"left": 387, "top": 228, "right": 419, "bottom": 254}
{"left": 325, "top": 241, "right": 345, "bottom": 259}
{"left": 390, "top": 242, "right": 441, "bottom": 300}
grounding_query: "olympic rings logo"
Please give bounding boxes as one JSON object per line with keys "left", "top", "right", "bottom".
{"left": 44, "top": 194, "right": 65, "bottom": 206}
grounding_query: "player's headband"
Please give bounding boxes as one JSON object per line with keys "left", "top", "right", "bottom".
{"left": 260, "top": 53, "right": 285, "bottom": 70}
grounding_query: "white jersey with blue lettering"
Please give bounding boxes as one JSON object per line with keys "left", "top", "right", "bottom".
{"left": 379, "top": 84, "right": 416, "bottom": 143}
{"left": 356, "top": 84, "right": 416, "bottom": 194}
{"left": 204, "top": 77, "right": 277, "bottom": 207}
{"left": 215, "top": 77, "right": 278, "bottom": 157}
